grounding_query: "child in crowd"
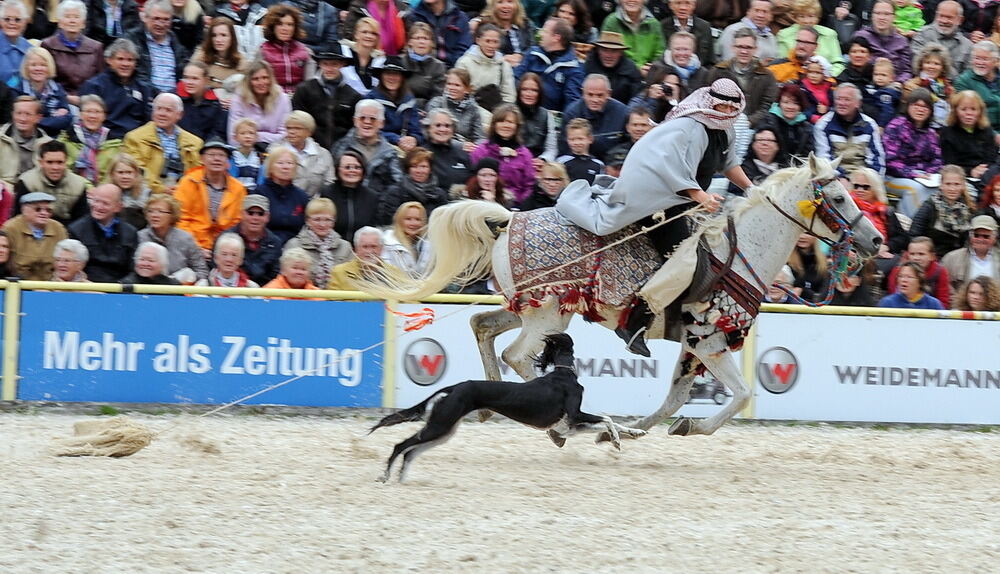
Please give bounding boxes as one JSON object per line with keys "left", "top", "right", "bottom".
{"left": 230, "top": 118, "right": 263, "bottom": 193}
{"left": 864, "top": 57, "right": 903, "bottom": 127}
{"left": 557, "top": 119, "right": 604, "bottom": 184}
{"left": 886, "top": 236, "right": 952, "bottom": 307}
{"left": 893, "top": 0, "right": 923, "bottom": 38}
{"left": 904, "top": 43, "right": 954, "bottom": 128}
{"left": 799, "top": 56, "right": 836, "bottom": 122}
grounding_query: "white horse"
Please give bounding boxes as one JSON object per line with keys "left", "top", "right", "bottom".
{"left": 361, "top": 155, "right": 883, "bottom": 439}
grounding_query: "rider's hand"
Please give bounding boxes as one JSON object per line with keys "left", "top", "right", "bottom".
{"left": 691, "top": 189, "right": 723, "bottom": 212}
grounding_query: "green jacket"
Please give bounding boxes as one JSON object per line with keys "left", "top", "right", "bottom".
{"left": 58, "top": 129, "right": 124, "bottom": 184}
{"left": 600, "top": 8, "right": 665, "bottom": 70}
{"left": 777, "top": 24, "right": 845, "bottom": 77}
{"left": 954, "top": 70, "right": 1000, "bottom": 129}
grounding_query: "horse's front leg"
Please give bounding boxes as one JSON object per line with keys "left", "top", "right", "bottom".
{"left": 595, "top": 349, "right": 699, "bottom": 443}
{"left": 669, "top": 346, "right": 749, "bottom": 436}
{"left": 631, "top": 349, "right": 701, "bottom": 432}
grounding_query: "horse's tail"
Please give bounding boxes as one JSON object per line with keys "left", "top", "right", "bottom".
{"left": 358, "top": 200, "right": 512, "bottom": 300}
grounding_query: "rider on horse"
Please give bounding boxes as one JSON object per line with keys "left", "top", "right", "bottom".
{"left": 555, "top": 79, "right": 754, "bottom": 357}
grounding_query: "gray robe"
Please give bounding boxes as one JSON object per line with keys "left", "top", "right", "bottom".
{"left": 555, "top": 116, "right": 738, "bottom": 235}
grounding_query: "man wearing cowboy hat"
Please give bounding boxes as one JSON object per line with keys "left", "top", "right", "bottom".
{"left": 583, "top": 31, "right": 644, "bottom": 105}
{"left": 942, "top": 215, "right": 1000, "bottom": 294}
{"left": 174, "top": 138, "right": 247, "bottom": 254}
{"left": 1, "top": 191, "right": 67, "bottom": 280}
{"left": 292, "top": 44, "right": 362, "bottom": 150}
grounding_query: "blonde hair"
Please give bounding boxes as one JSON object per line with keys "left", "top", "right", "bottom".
{"left": 947, "top": 90, "right": 991, "bottom": 129}
{"left": 873, "top": 56, "right": 894, "bottom": 74}
{"left": 105, "top": 153, "right": 145, "bottom": 199}
{"left": 232, "top": 117, "right": 259, "bottom": 134}
{"left": 792, "top": 0, "right": 821, "bottom": 17}
{"left": 393, "top": 201, "right": 427, "bottom": 257}
{"left": 355, "top": 17, "right": 381, "bottom": 42}
{"left": 787, "top": 235, "right": 828, "bottom": 279}
{"left": 306, "top": 197, "right": 336, "bottom": 218}
{"left": 481, "top": 0, "right": 526, "bottom": 27}
{"left": 849, "top": 167, "right": 887, "bottom": 204}
{"left": 238, "top": 60, "right": 283, "bottom": 112}
{"left": 541, "top": 161, "right": 569, "bottom": 184}
{"left": 264, "top": 146, "right": 299, "bottom": 180}
{"left": 940, "top": 164, "right": 975, "bottom": 207}
{"left": 144, "top": 193, "right": 181, "bottom": 224}
{"left": 285, "top": 110, "right": 316, "bottom": 133}
{"left": 20, "top": 46, "right": 56, "bottom": 78}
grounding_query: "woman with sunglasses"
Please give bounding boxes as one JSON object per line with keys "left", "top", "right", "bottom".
{"left": 849, "top": 167, "right": 909, "bottom": 276}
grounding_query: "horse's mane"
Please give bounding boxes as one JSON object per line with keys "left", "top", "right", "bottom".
{"left": 695, "top": 157, "right": 834, "bottom": 247}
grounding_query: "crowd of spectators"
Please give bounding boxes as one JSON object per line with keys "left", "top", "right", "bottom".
{"left": 0, "top": 0, "right": 995, "bottom": 309}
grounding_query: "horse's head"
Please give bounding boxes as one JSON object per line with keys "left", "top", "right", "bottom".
{"left": 784, "top": 154, "right": 883, "bottom": 258}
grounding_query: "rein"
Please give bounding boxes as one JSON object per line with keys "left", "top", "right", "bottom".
{"left": 744, "top": 178, "right": 862, "bottom": 308}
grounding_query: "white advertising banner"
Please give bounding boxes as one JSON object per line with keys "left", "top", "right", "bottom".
{"left": 393, "top": 304, "right": 743, "bottom": 418}
{"left": 753, "top": 313, "right": 1000, "bottom": 424}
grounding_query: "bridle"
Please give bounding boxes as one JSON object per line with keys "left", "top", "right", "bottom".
{"left": 753, "top": 176, "right": 868, "bottom": 307}
{"left": 765, "top": 177, "right": 865, "bottom": 249}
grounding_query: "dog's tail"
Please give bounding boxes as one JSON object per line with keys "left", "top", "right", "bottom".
{"left": 368, "top": 391, "right": 445, "bottom": 434}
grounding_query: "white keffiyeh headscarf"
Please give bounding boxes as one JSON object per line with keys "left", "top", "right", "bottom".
{"left": 663, "top": 78, "right": 746, "bottom": 131}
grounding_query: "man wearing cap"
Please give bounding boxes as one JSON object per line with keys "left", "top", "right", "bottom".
{"left": 174, "top": 138, "right": 248, "bottom": 255}
{"left": 68, "top": 184, "right": 139, "bottom": 282}
{"left": 0, "top": 96, "right": 53, "bottom": 186}
{"left": 942, "top": 215, "right": 1000, "bottom": 294}
{"left": 583, "top": 32, "right": 643, "bottom": 105}
{"left": 707, "top": 27, "right": 778, "bottom": 127}
{"left": 123, "top": 92, "right": 204, "bottom": 194}
{"left": 13, "top": 139, "right": 91, "bottom": 226}
{"left": 600, "top": 0, "right": 665, "bottom": 71}
{"left": 291, "top": 44, "right": 362, "bottom": 150}
{"left": 559, "top": 74, "right": 628, "bottom": 161}
{"left": 1, "top": 191, "right": 68, "bottom": 280}
{"left": 226, "top": 194, "right": 282, "bottom": 286}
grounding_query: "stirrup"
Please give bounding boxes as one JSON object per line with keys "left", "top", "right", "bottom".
{"left": 615, "top": 326, "right": 651, "bottom": 358}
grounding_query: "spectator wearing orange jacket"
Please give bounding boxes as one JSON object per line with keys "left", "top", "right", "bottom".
{"left": 174, "top": 139, "right": 247, "bottom": 255}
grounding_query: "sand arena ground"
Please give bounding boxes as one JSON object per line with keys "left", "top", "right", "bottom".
{"left": 2, "top": 412, "right": 998, "bottom": 573}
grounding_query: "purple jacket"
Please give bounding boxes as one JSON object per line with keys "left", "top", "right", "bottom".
{"left": 883, "top": 115, "right": 942, "bottom": 178}
{"left": 470, "top": 142, "right": 537, "bottom": 206}
{"left": 853, "top": 28, "right": 912, "bottom": 82}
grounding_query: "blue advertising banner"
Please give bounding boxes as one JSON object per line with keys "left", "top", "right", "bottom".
{"left": 17, "top": 292, "right": 384, "bottom": 406}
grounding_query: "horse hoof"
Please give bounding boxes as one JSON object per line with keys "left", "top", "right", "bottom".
{"left": 547, "top": 429, "right": 566, "bottom": 448}
{"left": 376, "top": 474, "right": 389, "bottom": 484}
{"left": 595, "top": 431, "right": 611, "bottom": 443}
{"left": 477, "top": 409, "right": 493, "bottom": 423}
{"left": 669, "top": 417, "right": 694, "bottom": 436}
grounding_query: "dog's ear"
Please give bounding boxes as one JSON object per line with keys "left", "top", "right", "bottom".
{"left": 536, "top": 333, "right": 574, "bottom": 371}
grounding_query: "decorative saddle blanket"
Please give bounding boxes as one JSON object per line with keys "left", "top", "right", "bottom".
{"left": 506, "top": 208, "right": 662, "bottom": 318}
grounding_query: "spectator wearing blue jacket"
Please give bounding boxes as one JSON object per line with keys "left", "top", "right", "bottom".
{"left": 0, "top": 1, "right": 31, "bottom": 83}
{"left": 254, "top": 145, "right": 309, "bottom": 246}
{"left": 813, "top": 82, "right": 885, "bottom": 175}
{"left": 408, "top": 0, "right": 472, "bottom": 67}
{"left": 365, "top": 56, "right": 424, "bottom": 150}
{"left": 5, "top": 46, "right": 73, "bottom": 137}
{"left": 558, "top": 74, "right": 627, "bottom": 161}
{"left": 78, "top": 39, "right": 155, "bottom": 140}
{"left": 514, "top": 17, "right": 584, "bottom": 111}
{"left": 284, "top": 0, "right": 339, "bottom": 53}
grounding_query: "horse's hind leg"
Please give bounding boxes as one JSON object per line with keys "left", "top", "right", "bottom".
{"left": 471, "top": 308, "right": 521, "bottom": 380}
{"left": 670, "top": 346, "right": 749, "bottom": 436}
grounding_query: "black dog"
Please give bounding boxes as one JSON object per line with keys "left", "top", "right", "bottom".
{"left": 370, "top": 333, "right": 645, "bottom": 483}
